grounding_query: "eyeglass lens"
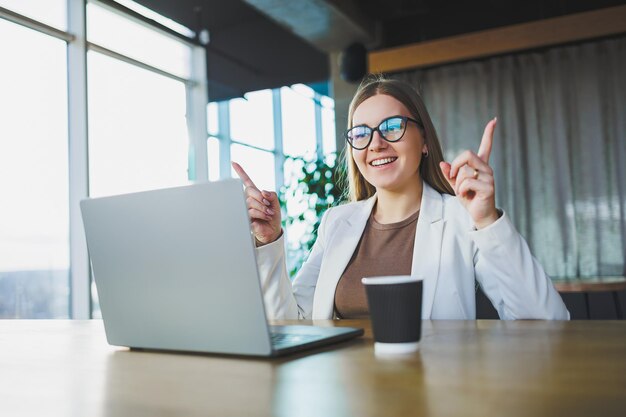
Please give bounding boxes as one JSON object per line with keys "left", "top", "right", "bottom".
{"left": 347, "top": 117, "right": 408, "bottom": 149}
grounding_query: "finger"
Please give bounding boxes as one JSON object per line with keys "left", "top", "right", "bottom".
{"left": 231, "top": 161, "right": 258, "bottom": 189}
{"left": 247, "top": 195, "right": 274, "bottom": 215}
{"left": 456, "top": 165, "right": 494, "bottom": 191}
{"left": 439, "top": 161, "right": 455, "bottom": 188}
{"left": 262, "top": 190, "right": 280, "bottom": 209}
{"left": 248, "top": 207, "right": 273, "bottom": 222}
{"left": 453, "top": 165, "right": 473, "bottom": 195}
{"left": 246, "top": 186, "right": 271, "bottom": 206}
{"left": 457, "top": 177, "right": 494, "bottom": 199}
{"left": 449, "top": 151, "right": 493, "bottom": 178}
{"left": 477, "top": 117, "right": 497, "bottom": 163}
{"left": 261, "top": 190, "right": 277, "bottom": 201}
{"left": 457, "top": 165, "right": 494, "bottom": 185}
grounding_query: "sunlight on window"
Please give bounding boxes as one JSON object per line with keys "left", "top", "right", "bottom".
{"left": 281, "top": 86, "right": 316, "bottom": 157}
{"left": 207, "top": 102, "right": 219, "bottom": 136}
{"left": 87, "top": 52, "right": 189, "bottom": 197}
{"left": 321, "top": 101, "right": 336, "bottom": 155}
{"left": 0, "top": 19, "right": 69, "bottom": 318}
{"left": 207, "top": 137, "right": 220, "bottom": 181}
{"left": 230, "top": 144, "right": 276, "bottom": 192}
{"left": 87, "top": 1, "right": 191, "bottom": 78}
{"left": 291, "top": 83, "right": 315, "bottom": 99}
{"left": 229, "top": 89, "right": 274, "bottom": 150}
{"left": 0, "top": 0, "right": 66, "bottom": 30}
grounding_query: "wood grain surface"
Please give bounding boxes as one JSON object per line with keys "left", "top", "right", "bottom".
{"left": 552, "top": 276, "right": 626, "bottom": 293}
{"left": 1, "top": 319, "right": 625, "bottom": 417}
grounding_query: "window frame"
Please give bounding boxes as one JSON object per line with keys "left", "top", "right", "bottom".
{"left": 0, "top": 0, "right": 207, "bottom": 319}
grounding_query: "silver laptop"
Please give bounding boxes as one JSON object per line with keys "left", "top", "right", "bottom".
{"left": 80, "top": 179, "right": 363, "bottom": 357}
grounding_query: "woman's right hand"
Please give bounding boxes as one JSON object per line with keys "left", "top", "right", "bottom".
{"left": 231, "top": 162, "right": 282, "bottom": 246}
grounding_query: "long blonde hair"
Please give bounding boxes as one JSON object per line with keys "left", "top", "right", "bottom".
{"left": 339, "top": 75, "right": 454, "bottom": 202}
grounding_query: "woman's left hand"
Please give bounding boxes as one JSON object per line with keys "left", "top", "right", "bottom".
{"left": 439, "top": 118, "right": 500, "bottom": 229}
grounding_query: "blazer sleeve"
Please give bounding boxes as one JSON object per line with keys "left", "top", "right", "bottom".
{"left": 470, "top": 211, "right": 570, "bottom": 320}
{"left": 255, "top": 208, "right": 331, "bottom": 320}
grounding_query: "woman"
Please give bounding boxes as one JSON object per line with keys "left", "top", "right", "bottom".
{"left": 233, "top": 76, "right": 569, "bottom": 320}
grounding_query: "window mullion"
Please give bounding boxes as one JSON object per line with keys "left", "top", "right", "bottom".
{"left": 218, "top": 101, "right": 232, "bottom": 178}
{"left": 314, "top": 92, "right": 324, "bottom": 159}
{"left": 67, "top": 0, "right": 90, "bottom": 319}
{"left": 272, "top": 89, "right": 284, "bottom": 190}
{"left": 186, "top": 45, "right": 208, "bottom": 182}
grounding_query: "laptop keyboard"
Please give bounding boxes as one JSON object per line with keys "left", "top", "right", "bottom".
{"left": 270, "top": 332, "right": 321, "bottom": 349}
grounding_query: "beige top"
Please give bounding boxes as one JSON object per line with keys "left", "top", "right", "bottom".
{"left": 334, "top": 209, "right": 420, "bottom": 319}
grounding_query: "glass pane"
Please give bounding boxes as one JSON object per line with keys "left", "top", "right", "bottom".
{"left": 229, "top": 89, "right": 274, "bottom": 150}
{"left": 321, "top": 105, "right": 337, "bottom": 155}
{"left": 208, "top": 137, "right": 220, "bottom": 181}
{"left": 282, "top": 158, "right": 312, "bottom": 277}
{"left": 0, "top": 0, "right": 66, "bottom": 30}
{"left": 87, "top": 2, "right": 191, "bottom": 78}
{"left": 0, "top": 20, "right": 69, "bottom": 318}
{"left": 291, "top": 83, "right": 315, "bottom": 99}
{"left": 230, "top": 144, "right": 276, "bottom": 192}
{"left": 320, "top": 95, "right": 334, "bottom": 109}
{"left": 207, "top": 102, "right": 219, "bottom": 136}
{"left": 281, "top": 87, "right": 316, "bottom": 157}
{"left": 87, "top": 51, "right": 190, "bottom": 198}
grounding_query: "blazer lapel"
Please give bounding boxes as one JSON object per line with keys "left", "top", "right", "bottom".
{"left": 312, "top": 196, "right": 376, "bottom": 319}
{"left": 411, "top": 183, "right": 445, "bottom": 319}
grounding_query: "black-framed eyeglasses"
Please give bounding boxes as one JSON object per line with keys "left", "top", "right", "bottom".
{"left": 344, "top": 115, "right": 422, "bottom": 150}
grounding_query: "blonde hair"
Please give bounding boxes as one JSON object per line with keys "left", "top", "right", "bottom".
{"left": 339, "top": 75, "right": 454, "bottom": 202}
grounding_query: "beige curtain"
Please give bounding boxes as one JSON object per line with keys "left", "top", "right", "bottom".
{"left": 395, "top": 35, "right": 626, "bottom": 278}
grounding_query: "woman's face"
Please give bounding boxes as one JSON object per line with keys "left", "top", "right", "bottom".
{"left": 350, "top": 94, "right": 427, "bottom": 193}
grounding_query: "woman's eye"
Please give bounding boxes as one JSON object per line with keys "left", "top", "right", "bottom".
{"left": 384, "top": 118, "right": 404, "bottom": 132}
{"left": 352, "top": 127, "right": 370, "bottom": 139}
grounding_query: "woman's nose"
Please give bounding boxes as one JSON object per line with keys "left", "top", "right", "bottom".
{"left": 369, "top": 130, "right": 388, "bottom": 151}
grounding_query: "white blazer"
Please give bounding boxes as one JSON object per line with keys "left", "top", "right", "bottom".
{"left": 256, "top": 182, "right": 570, "bottom": 320}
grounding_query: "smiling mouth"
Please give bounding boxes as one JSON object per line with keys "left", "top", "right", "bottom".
{"left": 370, "top": 157, "right": 397, "bottom": 167}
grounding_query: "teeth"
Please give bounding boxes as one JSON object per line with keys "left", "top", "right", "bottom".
{"left": 371, "top": 157, "right": 397, "bottom": 166}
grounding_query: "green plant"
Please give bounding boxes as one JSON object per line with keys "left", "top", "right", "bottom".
{"left": 279, "top": 153, "right": 344, "bottom": 277}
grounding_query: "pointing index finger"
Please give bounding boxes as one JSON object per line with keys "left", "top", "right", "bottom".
{"left": 477, "top": 117, "right": 497, "bottom": 163}
{"left": 231, "top": 161, "right": 258, "bottom": 189}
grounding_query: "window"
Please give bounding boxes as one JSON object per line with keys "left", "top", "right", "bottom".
{"left": 230, "top": 144, "right": 276, "bottom": 192}
{"left": 208, "top": 84, "right": 336, "bottom": 274}
{"left": 0, "top": 18, "right": 69, "bottom": 318}
{"left": 0, "top": 0, "right": 66, "bottom": 30}
{"left": 207, "top": 102, "right": 219, "bottom": 136}
{"left": 321, "top": 95, "right": 337, "bottom": 155}
{"left": 229, "top": 89, "right": 274, "bottom": 150}
{"left": 209, "top": 84, "right": 336, "bottom": 193}
{"left": 87, "top": 1, "right": 191, "bottom": 78}
{"left": 207, "top": 137, "right": 220, "bottom": 181}
{"left": 87, "top": 52, "right": 190, "bottom": 197}
{"left": 0, "top": 0, "right": 206, "bottom": 319}
{"left": 281, "top": 86, "right": 317, "bottom": 157}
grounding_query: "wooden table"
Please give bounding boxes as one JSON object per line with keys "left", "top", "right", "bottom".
{"left": 1, "top": 320, "right": 625, "bottom": 417}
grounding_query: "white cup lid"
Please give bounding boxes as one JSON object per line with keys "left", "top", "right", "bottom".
{"left": 374, "top": 342, "right": 420, "bottom": 356}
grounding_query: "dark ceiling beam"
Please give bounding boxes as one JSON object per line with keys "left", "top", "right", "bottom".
{"left": 242, "top": 0, "right": 378, "bottom": 52}
{"left": 133, "top": 0, "right": 330, "bottom": 101}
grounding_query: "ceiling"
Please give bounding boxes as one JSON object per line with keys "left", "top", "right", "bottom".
{"left": 132, "top": 0, "right": 626, "bottom": 101}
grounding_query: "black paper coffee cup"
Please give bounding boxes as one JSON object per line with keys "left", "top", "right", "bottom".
{"left": 362, "top": 275, "right": 423, "bottom": 355}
